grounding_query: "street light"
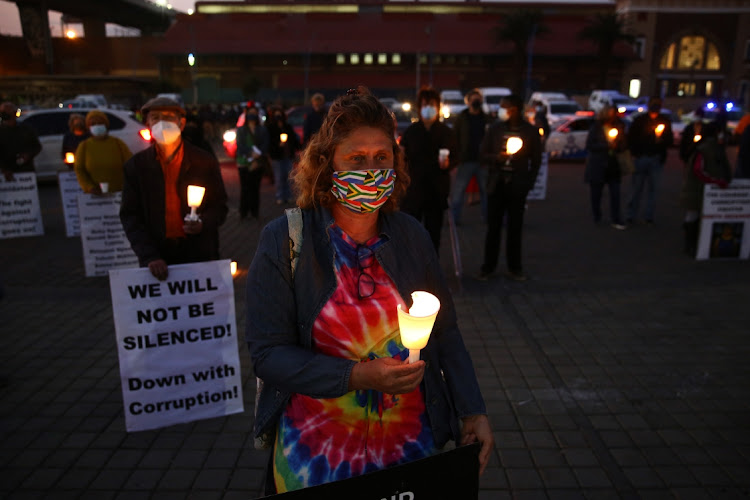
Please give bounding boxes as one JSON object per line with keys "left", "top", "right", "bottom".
{"left": 187, "top": 53, "right": 195, "bottom": 67}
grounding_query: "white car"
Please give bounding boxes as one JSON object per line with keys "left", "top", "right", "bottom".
{"left": 19, "top": 108, "right": 152, "bottom": 181}
{"left": 440, "top": 89, "right": 466, "bottom": 123}
{"left": 545, "top": 99, "right": 583, "bottom": 123}
{"left": 545, "top": 112, "right": 597, "bottom": 160}
{"left": 479, "top": 86, "right": 511, "bottom": 116}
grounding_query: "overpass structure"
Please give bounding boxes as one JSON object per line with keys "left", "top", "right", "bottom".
{"left": 5, "top": 0, "right": 176, "bottom": 70}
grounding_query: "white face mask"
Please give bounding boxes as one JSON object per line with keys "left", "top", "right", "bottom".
{"left": 151, "top": 120, "right": 182, "bottom": 145}
{"left": 497, "top": 108, "right": 509, "bottom": 122}
{"left": 89, "top": 124, "right": 108, "bottom": 137}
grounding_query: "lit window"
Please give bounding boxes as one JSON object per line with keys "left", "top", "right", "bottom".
{"left": 350, "top": 53, "right": 359, "bottom": 64}
{"left": 660, "top": 43, "right": 676, "bottom": 69}
{"left": 705, "top": 81, "right": 713, "bottom": 95}
{"left": 336, "top": 53, "right": 345, "bottom": 65}
{"left": 392, "top": 53, "right": 401, "bottom": 64}
{"left": 364, "top": 53, "right": 373, "bottom": 65}
{"left": 378, "top": 53, "right": 387, "bottom": 64}
{"left": 677, "top": 36, "right": 705, "bottom": 69}
{"left": 660, "top": 36, "right": 720, "bottom": 71}
{"left": 419, "top": 54, "right": 427, "bottom": 64}
{"left": 706, "top": 43, "right": 720, "bottom": 70}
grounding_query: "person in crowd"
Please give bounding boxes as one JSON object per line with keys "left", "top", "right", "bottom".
{"left": 584, "top": 105, "right": 627, "bottom": 229}
{"left": 246, "top": 87, "right": 493, "bottom": 494}
{"left": 532, "top": 101, "right": 550, "bottom": 140}
{"left": 626, "top": 96, "right": 673, "bottom": 225}
{"left": 679, "top": 117, "right": 731, "bottom": 256}
{"left": 61, "top": 113, "right": 89, "bottom": 168}
{"left": 736, "top": 118, "right": 750, "bottom": 179}
{"left": 120, "top": 97, "right": 228, "bottom": 281}
{"left": 266, "top": 106, "right": 301, "bottom": 205}
{"left": 449, "top": 88, "right": 488, "bottom": 225}
{"left": 73, "top": 110, "right": 132, "bottom": 194}
{"left": 0, "top": 101, "right": 41, "bottom": 181}
{"left": 236, "top": 102, "right": 270, "bottom": 219}
{"left": 182, "top": 113, "right": 216, "bottom": 159}
{"left": 478, "top": 94, "right": 541, "bottom": 282}
{"left": 302, "top": 92, "right": 327, "bottom": 146}
{"left": 400, "top": 86, "right": 458, "bottom": 254}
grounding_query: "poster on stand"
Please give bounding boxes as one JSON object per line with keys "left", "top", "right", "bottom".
{"left": 78, "top": 192, "right": 138, "bottom": 276}
{"left": 59, "top": 171, "right": 83, "bottom": 237}
{"left": 527, "top": 152, "right": 548, "bottom": 201}
{"left": 109, "top": 260, "right": 243, "bottom": 432}
{"left": 0, "top": 172, "right": 44, "bottom": 239}
{"left": 696, "top": 179, "right": 750, "bottom": 260}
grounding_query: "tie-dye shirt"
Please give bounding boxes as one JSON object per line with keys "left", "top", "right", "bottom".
{"left": 272, "top": 224, "right": 436, "bottom": 492}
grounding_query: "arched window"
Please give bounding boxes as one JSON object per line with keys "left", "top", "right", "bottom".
{"left": 659, "top": 35, "right": 720, "bottom": 70}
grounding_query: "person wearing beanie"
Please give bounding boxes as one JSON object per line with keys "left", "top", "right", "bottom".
{"left": 120, "top": 97, "right": 228, "bottom": 281}
{"left": 73, "top": 110, "right": 132, "bottom": 194}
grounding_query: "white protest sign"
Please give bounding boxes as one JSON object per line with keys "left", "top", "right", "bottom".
{"left": 0, "top": 172, "right": 44, "bottom": 239}
{"left": 78, "top": 192, "right": 138, "bottom": 277}
{"left": 59, "top": 171, "right": 83, "bottom": 237}
{"left": 697, "top": 179, "right": 750, "bottom": 260}
{"left": 109, "top": 260, "right": 243, "bottom": 432}
{"left": 526, "top": 152, "right": 548, "bottom": 201}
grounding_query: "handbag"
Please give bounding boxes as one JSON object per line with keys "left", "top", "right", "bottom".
{"left": 253, "top": 207, "right": 303, "bottom": 450}
{"left": 616, "top": 150, "right": 635, "bottom": 176}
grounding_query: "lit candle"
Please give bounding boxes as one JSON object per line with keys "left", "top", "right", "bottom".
{"left": 608, "top": 128, "right": 619, "bottom": 140}
{"left": 693, "top": 134, "right": 702, "bottom": 143}
{"left": 506, "top": 137, "right": 523, "bottom": 155}
{"left": 230, "top": 261, "right": 238, "bottom": 276}
{"left": 280, "top": 133, "right": 288, "bottom": 143}
{"left": 655, "top": 123, "right": 665, "bottom": 138}
{"left": 398, "top": 291, "right": 441, "bottom": 364}
{"left": 538, "top": 127, "right": 544, "bottom": 137}
{"left": 65, "top": 152, "right": 75, "bottom": 164}
{"left": 185, "top": 185, "right": 206, "bottom": 222}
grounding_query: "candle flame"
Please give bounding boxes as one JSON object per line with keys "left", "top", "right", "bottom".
{"left": 693, "top": 134, "right": 702, "bottom": 143}
{"left": 65, "top": 152, "right": 75, "bottom": 164}
{"left": 655, "top": 123, "right": 665, "bottom": 136}
{"left": 280, "top": 133, "right": 288, "bottom": 143}
{"left": 398, "top": 291, "right": 440, "bottom": 352}
{"left": 538, "top": 127, "right": 544, "bottom": 136}
{"left": 608, "top": 128, "right": 619, "bottom": 139}
{"left": 506, "top": 137, "right": 523, "bottom": 155}
{"left": 187, "top": 185, "right": 206, "bottom": 208}
{"left": 230, "top": 261, "right": 238, "bottom": 276}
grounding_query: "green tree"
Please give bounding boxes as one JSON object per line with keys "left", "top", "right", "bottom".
{"left": 579, "top": 13, "right": 636, "bottom": 89}
{"left": 494, "top": 9, "right": 548, "bottom": 96}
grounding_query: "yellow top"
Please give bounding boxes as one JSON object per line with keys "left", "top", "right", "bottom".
{"left": 74, "top": 136, "right": 132, "bottom": 193}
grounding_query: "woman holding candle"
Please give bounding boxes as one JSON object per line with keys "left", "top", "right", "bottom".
{"left": 584, "top": 105, "right": 628, "bottom": 229}
{"left": 74, "top": 110, "right": 132, "bottom": 194}
{"left": 61, "top": 113, "right": 89, "bottom": 168}
{"left": 266, "top": 106, "right": 301, "bottom": 205}
{"left": 247, "top": 87, "right": 492, "bottom": 494}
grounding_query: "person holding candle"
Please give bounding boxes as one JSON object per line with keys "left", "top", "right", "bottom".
{"left": 73, "top": 110, "right": 132, "bottom": 194}
{"left": 400, "top": 85, "right": 459, "bottom": 254}
{"left": 625, "top": 96, "right": 673, "bottom": 226}
{"left": 678, "top": 109, "right": 731, "bottom": 255}
{"left": 478, "top": 94, "right": 542, "bottom": 282}
{"left": 61, "top": 113, "right": 89, "bottom": 168}
{"left": 247, "top": 87, "right": 492, "bottom": 494}
{"left": 120, "top": 97, "right": 228, "bottom": 281}
{"left": 584, "top": 105, "right": 628, "bottom": 229}
{"left": 236, "top": 102, "right": 270, "bottom": 219}
{"left": 266, "top": 106, "right": 301, "bottom": 205}
{"left": 0, "top": 101, "right": 41, "bottom": 181}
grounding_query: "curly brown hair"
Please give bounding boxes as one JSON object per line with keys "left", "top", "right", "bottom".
{"left": 291, "top": 86, "right": 410, "bottom": 212}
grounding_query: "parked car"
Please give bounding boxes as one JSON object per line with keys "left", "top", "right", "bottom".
{"left": 440, "top": 89, "right": 466, "bottom": 124}
{"left": 545, "top": 99, "right": 583, "bottom": 123}
{"left": 545, "top": 112, "right": 596, "bottom": 160}
{"left": 588, "top": 90, "right": 642, "bottom": 115}
{"left": 18, "top": 108, "right": 151, "bottom": 181}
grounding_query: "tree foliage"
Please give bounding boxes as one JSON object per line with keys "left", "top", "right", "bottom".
{"left": 579, "top": 13, "right": 636, "bottom": 88}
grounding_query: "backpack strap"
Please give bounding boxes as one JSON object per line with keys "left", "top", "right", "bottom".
{"left": 286, "top": 207, "right": 303, "bottom": 278}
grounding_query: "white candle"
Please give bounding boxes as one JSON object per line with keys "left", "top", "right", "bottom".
{"left": 693, "top": 134, "right": 702, "bottom": 143}
{"left": 655, "top": 123, "right": 665, "bottom": 138}
{"left": 398, "top": 291, "right": 441, "bottom": 364}
{"left": 280, "top": 133, "right": 288, "bottom": 143}
{"left": 186, "top": 185, "right": 206, "bottom": 221}
{"left": 65, "top": 152, "right": 75, "bottom": 164}
{"left": 230, "top": 261, "right": 238, "bottom": 276}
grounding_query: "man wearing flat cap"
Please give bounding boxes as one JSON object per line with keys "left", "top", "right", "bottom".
{"left": 120, "top": 97, "right": 228, "bottom": 280}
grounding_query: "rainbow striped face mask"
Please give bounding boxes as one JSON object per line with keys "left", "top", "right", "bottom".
{"left": 331, "top": 169, "right": 396, "bottom": 213}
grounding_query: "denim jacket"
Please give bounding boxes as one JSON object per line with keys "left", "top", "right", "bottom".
{"left": 245, "top": 206, "right": 487, "bottom": 448}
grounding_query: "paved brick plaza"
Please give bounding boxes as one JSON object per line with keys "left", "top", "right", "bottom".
{"left": 1, "top": 148, "right": 749, "bottom": 499}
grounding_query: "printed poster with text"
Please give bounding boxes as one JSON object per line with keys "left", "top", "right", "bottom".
{"left": 78, "top": 192, "right": 138, "bottom": 276}
{"left": 0, "top": 172, "right": 44, "bottom": 239}
{"left": 58, "top": 171, "right": 83, "bottom": 237}
{"left": 697, "top": 179, "right": 750, "bottom": 260}
{"left": 109, "top": 260, "right": 244, "bottom": 432}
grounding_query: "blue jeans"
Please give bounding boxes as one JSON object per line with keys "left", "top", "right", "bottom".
{"left": 627, "top": 155, "right": 662, "bottom": 222}
{"left": 272, "top": 159, "right": 292, "bottom": 202}
{"left": 450, "top": 161, "right": 487, "bottom": 224}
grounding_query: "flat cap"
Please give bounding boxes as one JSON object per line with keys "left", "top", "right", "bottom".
{"left": 141, "top": 96, "right": 185, "bottom": 117}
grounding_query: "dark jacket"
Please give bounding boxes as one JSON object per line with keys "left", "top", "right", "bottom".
{"left": 680, "top": 136, "right": 732, "bottom": 211}
{"left": 401, "top": 120, "right": 458, "bottom": 203}
{"left": 480, "top": 119, "right": 542, "bottom": 194}
{"left": 737, "top": 125, "right": 750, "bottom": 179}
{"left": 246, "top": 206, "right": 487, "bottom": 449}
{"left": 628, "top": 112, "right": 673, "bottom": 162}
{"left": 453, "top": 108, "right": 488, "bottom": 163}
{"left": 585, "top": 118, "right": 627, "bottom": 185}
{"left": 266, "top": 121, "right": 301, "bottom": 161}
{"left": 0, "top": 123, "right": 41, "bottom": 173}
{"left": 120, "top": 140, "right": 229, "bottom": 266}
{"left": 302, "top": 107, "right": 326, "bottom": 145}
{"left": 679, "top": 121, "right": 715, "bottom": 164}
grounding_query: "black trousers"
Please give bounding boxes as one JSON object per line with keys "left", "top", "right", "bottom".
{"left": 482, "top": 181, "right": 527, "bottom": 274}
{"left": 238, "top": 167, "right": 263, "bottom": 218}
{"left": 401, "top": 195, "right": 445, "bottom": 255}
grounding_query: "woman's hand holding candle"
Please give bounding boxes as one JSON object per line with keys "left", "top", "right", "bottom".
{"left": 348, "top": 357, "right": 424, "bottom": 394}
